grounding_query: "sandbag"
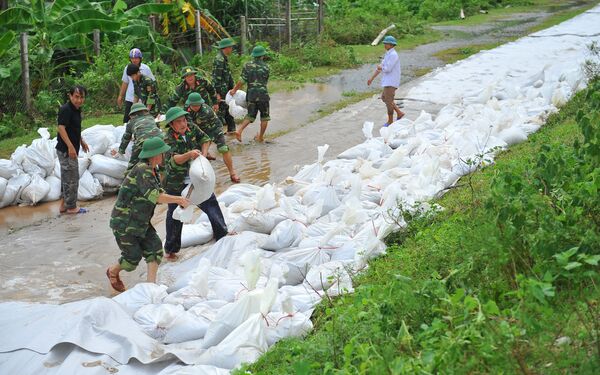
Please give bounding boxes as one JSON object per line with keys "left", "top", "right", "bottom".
{"left": 0, "top": 174, "right": 31, "bottom": 208}
{"left": 218, "top": 183, "right": 261, "bottom": 206}
{"left": 52, "top": 157, "right": 90, "bottom": 179}
{"left": 181, "top": 223, "right": 214, "bottom": 248}
{"left": 225, "top": 90, "right": 247, "bottom": 108}
{"left": 163, "top": 309, "right": 211, "bottom": 344}
{"left": 231, "top": 209, "right": 286, "bottom": 234}
{"left": 77, "top": 170, "right": 103, "bottom": 201}
{"left": 112, "top": 283, "right": 168, "bottom": 316}
{"left": 93, "top": 173, "right": 123, "bottom": 188}
{"left": 228, "top": 103, "right": 248, "bottom": 120}
{"left": 264, "top": 311, "right": 313, "bottom": 346}
{"left": 81, "top": 125, "right": 115, "bottom": 155}
{"left": 261, "top": 219, "right": 306, "bottom": 251}
{"left": 185, "top": 156, "right": 216, "bottom": 205}
{"left": 25, "top": 128, "right": 56, "bottom": 176}
{"left": 133, "top": 303, "right": 183, "bottom": 342}
{"left": 0, "top": 159, "right": 19, "bottom": 179}
{"left": 19, "top": 174, "right": 50, "bottom": 205}
{"left": 88, "top": 154, "right": 128, "bottom": 179}
{"left": 41, "top": 175, "right": 61, "bottom": 202}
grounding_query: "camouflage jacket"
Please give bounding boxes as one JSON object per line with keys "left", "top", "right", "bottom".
{"left": 212, "top": 50, "right": 234, "bottom": 97}
{"left": 119, "top": 114, "right": 163, "bottom": 154}
{"left": 110, "top": 162, "right": 163, "bottom": 237}
{"left": 241, "top": 58, "right": 270, "bottom": 102}
{"left": 164, "top": 74, "right": 217, "bottom": 110}
{"left": 162, "top": 124, "right": 210, "bottom": 192}
{"left": 186, "top": 103, "right": 223, "bottom": 135}
{"left": 133, "top": 75, "right": 161, "bottom": 116}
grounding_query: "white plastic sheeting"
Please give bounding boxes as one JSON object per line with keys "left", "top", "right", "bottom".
{"left": 1, "top": 7, "right": 600, "bottom": 374}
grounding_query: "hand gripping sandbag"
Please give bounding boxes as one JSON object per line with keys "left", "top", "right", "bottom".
{"left": 183, "top": 156, "right": 215, "bottom": 205}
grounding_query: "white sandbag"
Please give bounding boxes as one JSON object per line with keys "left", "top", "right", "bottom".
{"left": 218, "top": 183, "right": 261, "bottom": 206}
{"left": 291, "top": 144, "right": 329, "bottom": 183}
{"left": 41, "top": 175, "right": 61, "bottom": 202}
{"left": 164, "top": 285, "right": 209, "bottom": 310}
{"left": 88, "top": 154, "right": 128, "bottom": 179}
{"left": 301, "top": 184, "right": 341, "bottom": 216}
{"left": 181, "top": 223, "right": 214, "bottom": 248}
{"left": 498, "top": 127, "right": 528, "bottom": 146}
{"left": 186, "top": 156, "right": 216, "bottom": 205}
{"left": 262, "top": 219, "right": 306, "bottom": 251}
{"left": 173, "top": 205, "right": 195, "bottom": 223}
{"left": 226, "top": 90, "right": 247, "bottom": 108}
{"left": 21, "top": 156, "right": 46, "bottom": 178}
{"left": 304, "top": 261, "right": 354, "bottom": 295}
{"left": 19, "top": 174, "right": 50, "bottom": 205}
{"left": 264, "top": 311, "right": 313, "bottom": 346}
{"left": 77, "top": 170, "right": 103, "bottom": 201}
{"left": 105, "top": 141, "right": 132, "bottom": 162}
{"left": 0, "top": 177, "right": 6, "bottom": 201}
{"left": 551, "top": 83, "right": 571, "bottom": 107}
{"left": 81, "top": 125, "right": 115, "bottom": 155}
{"left": 231, "top": 209, "right": 286, "bottom": 234}
{"left": 163, "top": 310, "right": 211, "bottom": 344}
{"left": 93, "top": 173, "right": 123, "bottom": 188}
{"left": 272, "top": 284, "right": 323, "bottom": 314}
{"left": 0, "top": 159, "right": 19, "bottom": 179}
{"left": 24, "top": 128, "right": 56, "bottom": 176}
{"left": 196, "top": 313, "right": 268, "bottom": 369}
{"left": 133, "top": 303, "right": 183, "bottom": 341}
{"left": 240, "top": 250, "right": 262, "bottom": 290}
{"left": 255, "top": 183, "right": 278, "bottom": 212}
{"left": 228, "top": 102, "right": 248, "bottom": 120}
{"left": 112, "top": 283, "right": 168, "bottom": 316}
{"left": 10, "top": 144, "right": 27, "bottom": 166}
{"left": 0, "top": 173, "right": 31, "bottom": 208}
{"left": 272, "top": 246, "right": 331, "bottom": 273}
{"left": 53, "top": 157, "right": 91, "bottom": 179}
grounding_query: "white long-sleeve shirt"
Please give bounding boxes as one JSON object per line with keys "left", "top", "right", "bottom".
{"left": 121, "top": 63, "right": 155, "bottom": 102}
{"left": 380, "top": 48, "right": 401, "bottom": 88}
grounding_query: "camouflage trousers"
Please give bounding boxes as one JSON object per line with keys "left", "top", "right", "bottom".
{"left": 202, "top": 123, "right": 229, "bottom": 153}
{"left": 57, "top": 151, "right": 79, "bottom": 209}
{"left": 126, "top": 145, "right": 142, "bottom": 171}
{"left": 113, "top": 225, "right": 163, "bottom": 272}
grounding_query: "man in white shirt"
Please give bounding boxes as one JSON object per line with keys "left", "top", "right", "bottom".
{"left": 368, "top": 35, "right": 405, "bottom": 126}
{"left": 117, "top": 48, "right": 155, "bottom": 124}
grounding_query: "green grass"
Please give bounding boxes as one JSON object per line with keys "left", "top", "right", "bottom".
{"left": 433, "top": 41, "right": 505, "bottom": 64}
{"left": 243, "top": 82, "right": 600, "bottom": 374}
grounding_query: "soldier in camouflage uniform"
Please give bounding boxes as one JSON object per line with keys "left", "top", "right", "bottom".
{"left": 230, "top": 45, "right": 270, "bottom": 142}
{"left": 164, "top": 66, "right": 218, "bottom": 112}
{"left": 212, "top": 38, "right": 237, "bottom": 133}
{"left": 113, "top": 102, "right": 164, "bottom": 171}
{"left": 186, "top": 93, "right": 240, "bottom": 183}
{"left": 106, "top": 137, "right": 190, "bottom": 292}
{"left": 161, "top": 107, "right": 229, "bottom": 260}
{"left": 126, "top": 63, "right": 161, "bottom": 117}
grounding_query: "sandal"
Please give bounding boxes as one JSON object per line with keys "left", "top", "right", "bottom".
{"left": 396, "top": 112, "right": 405, "bottom": 120}
{"left": 230, "top": 174, "right": 241, "bottom": 183}
{"left": 206, "top": 154, "right": 217, "bottom": 161}
{"left": 65, "top": 207, "right": 89, "bottom": 215}
{"left": 106, "top": 268, "right": 126, "bottom": 292}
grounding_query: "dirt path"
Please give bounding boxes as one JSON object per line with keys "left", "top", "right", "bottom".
{"left": 0, "top": 1, "right": 591, "bottom": 303}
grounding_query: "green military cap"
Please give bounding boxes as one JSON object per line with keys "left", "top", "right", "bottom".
{"left": 217, "top": 38, "right": 236, "bottom": 49}
{"left": 129, "top": 102, "right": 149, "bottom": 116}
{"left": 164, "top": 106, "right": 189, "bottom": 125}
{"left": 382, "top": 35, "right": 397, "bottom": 46}
{"left": 181, "top": 66, "right": 198, "bottom": 79}
{"left": 185, "top": 92, "right": 205, "bottom": 107}
{"left": 251, "top": 45, "right": 267, "bottom": 57}
{"left": 139, "top": 137, "right": 170, "bottom": 159}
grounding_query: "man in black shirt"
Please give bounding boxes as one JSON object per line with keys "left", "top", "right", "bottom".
{"left": 56, "top": 85, "right": 90, "bottom": 214}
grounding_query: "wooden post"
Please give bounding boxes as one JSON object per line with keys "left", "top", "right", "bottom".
{"left": 19, "top": 33, "right": 32, "bottom": 113}
{"left": 93, "top": 29, "right": 100, "bottom": 56}
{"left": 195, "top": 10, "right": 203, "bottom": 56}
{"left": 149, "top": 15, "right": 158, "bottom": 31}
{"left": 318, "top": 0, "right": 324, "bottom": 36}
{"left": 240, "top": 15, "right": 247, "bottom": 55}
{"left": 285, "top": 0, "right": 292, "bottom": 46}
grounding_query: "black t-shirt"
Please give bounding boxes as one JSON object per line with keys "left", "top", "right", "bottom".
{"left": 56, "top": 101, "right": 82, "bottom": 153}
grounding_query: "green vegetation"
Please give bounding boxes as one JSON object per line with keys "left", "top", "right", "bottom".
{"left": 434, "top": 42, "right": 504, "bottom": 64}
{"left": 242, "top": 81, "right": 600, "bottom": 374}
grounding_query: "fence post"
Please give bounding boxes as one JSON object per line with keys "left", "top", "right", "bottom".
{"left": 240, "top": 15, "right": 247, "bottom": 55}
{"left": 93, "top": 29, "right": 100, "bottom": 56}
{"left": 19, "top": 33, "right": 32, "bottom": 113}
{"left": 318, "top": 0, "right": 324, "bottom": 36}
{"left": 285, "top": 0, "right": 292, "bottom": 47}
{"left": 195, "top": 10, "right": 203, "bottom": 56}
{"left": 149, "top": 15, "right": 158, "bottom": 31}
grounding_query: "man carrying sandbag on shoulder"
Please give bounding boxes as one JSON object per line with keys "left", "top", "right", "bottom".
{"left": 162, "top": 107, "right": 229, "bottom": 261}
{"left": 112, "top": 102, "right": 163, "bottom": 171}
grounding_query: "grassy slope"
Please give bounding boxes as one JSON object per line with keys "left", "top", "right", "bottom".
{"left": 243, "top": 83, "right": 599, "bottom": 373}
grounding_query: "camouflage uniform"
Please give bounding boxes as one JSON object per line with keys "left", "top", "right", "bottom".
{"left": 133, "top": 75, "right": 161, "bottom": 117}
{"left": 119, "top": 114, "right": 163, "bottom": 170}
{"left": 187, "top": 104, "right": 229, "bottom": 153}
{"left": 109, "top": 162, "right": 164, "bottom": 271}
{"left": 241, "top": 58, "right": 270, "bottom": 122}
{"left": 164, "top": 73, "right": 217, "bottom": 110}
{"left": 212, "top": 50, "right": 236, "bottom": 132}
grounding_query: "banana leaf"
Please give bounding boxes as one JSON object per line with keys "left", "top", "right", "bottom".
{"left": 124, "top": 3, "right": 176, "bottom": 18}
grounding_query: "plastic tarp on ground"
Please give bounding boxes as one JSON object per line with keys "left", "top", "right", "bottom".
{"left": 1, "top": 7, "right": 600, "bottom": 374}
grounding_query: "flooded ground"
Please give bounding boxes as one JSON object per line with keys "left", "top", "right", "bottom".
{"left": 0, "top": 2, "right": 589, "bottom": 303}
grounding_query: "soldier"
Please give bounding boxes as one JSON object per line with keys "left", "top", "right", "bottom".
{"left": 106, "top": 137, "right": 190, "bottom": 292}
{"left": 164, "top": 66, "right": 218, "bottom": 112}
{"left": 161, "top": 107, "right": 229, "bottom": 261}
{"left": 186, "top": 93, "right": 240, "bottom": 183}
{"left": 117, "top": 48, "right": 155, "bottom": 124}
{"left": 212, "top": 38, "right": 237, "bottom": 133}
{"left": 112, "top": 102, "right": 163, "bottom": 171}
{"left": 230, "top": 45, "right": 270, "bottom": 143}
{"left": 126, "top": 63, "right": 161, "bottom": 117}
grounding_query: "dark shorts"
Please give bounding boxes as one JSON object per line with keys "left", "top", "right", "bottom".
{"left": 245, "top": 100, "right": 270, "bottom": 122}
{"left": 381, "top": 86, "right": 397, "bottom": 114}
{"left": 113, "top": 225, "right": 163, "bottom": 271}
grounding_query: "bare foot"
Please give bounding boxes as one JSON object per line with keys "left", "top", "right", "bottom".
{"left": 235, "top": 131, "right": 242, "bottom": 142}
{"left": 253, "top": 135, "right": 264, "bottom": 143}
{"left": 65, "top": 207, "right": 88, "bottom": 215}
{"left": 230, "top": 174, "right": 241, "bottom": 183}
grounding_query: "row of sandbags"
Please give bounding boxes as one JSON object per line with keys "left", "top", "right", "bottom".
{"left": 0, "top": 125, "right": 133, "bottom": 208}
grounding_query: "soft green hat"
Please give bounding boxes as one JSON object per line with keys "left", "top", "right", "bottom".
{"left": 218, "top": 38, "right": 236, "bottom": 49}
{"left": 251, "top": 45, "right": 267, "bottom": 58}
{"left": 181, "top": 66, "right": 198, "bottom": 79}
{"left": 164, "top": 106, "right": 189, "bottom": 124}
{"left": 382, "top": 35, "right": 397, "bottom": 46}
{"left": 139, "top": 137, "right": 170, "bottom": 159}
{"left": 185, "top": 92, "right": 205, "bottom": 107}
{"left": 129, "top": 102, "right": 148, "bottom": 116}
